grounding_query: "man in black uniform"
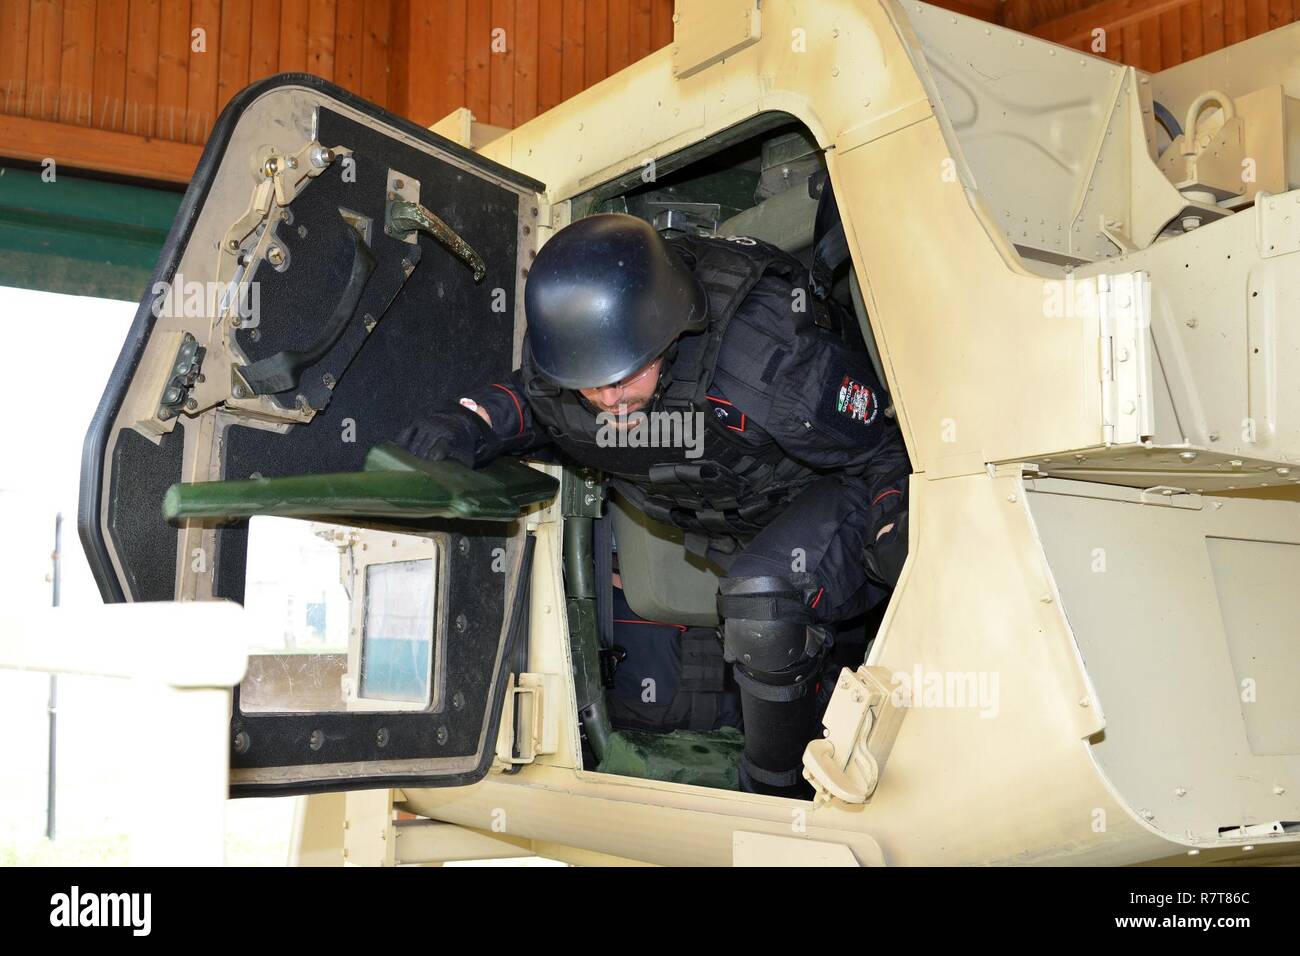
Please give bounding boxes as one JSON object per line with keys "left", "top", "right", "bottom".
{"left": 398, "top": 213, "right": 910, "bottom": 797}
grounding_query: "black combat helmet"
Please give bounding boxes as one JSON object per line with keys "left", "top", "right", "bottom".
{"left": 523, "top": 213, "right": 708, "bottom": 389}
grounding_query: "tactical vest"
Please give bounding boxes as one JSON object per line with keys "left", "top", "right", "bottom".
{"left": 522, "top": 234, "right": 823, "bottom": 553}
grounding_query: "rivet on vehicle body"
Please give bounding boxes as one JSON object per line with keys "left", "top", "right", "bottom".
{"left": 376, "top": 728, "right": 389, "bottom": 747}
{"left": 309, "top": 730, "right": 324, "bottom": 751}
{"left": 455, "top": 613, "right": 467, "bottom": 633}
{"left": 267, "top": 246, "right": 285, "bottom": 267}
{"left": 436, "top": 726, "right": 449, "bottom": 746}
{"left": 1140, "top": 809, "right": 1154, "bottom": 820}
{"left": 297, "top": 225, "right": 308, "bottom": 239}
{"left": 452, "top": 692, "right": 465, "bottom": 710}
{"left": 233, "top": 384, "right": 249, "bottom": 399}
{"left": 1007, "top": 494, "right": 1016, "bottom": 503}
{"left": 1174, "top": 787, "right": 1187, "bottom": 797}
{"left": 1208, "top": 431, "right": 1220, "bottom": 441}
{"left": 185, "top": 398, "right": 197, "bottom": 411}
{"left": 249, "top": 329, "right": 261, "bottom": 342}
{"left": 1040, "top": 594, "right": 1052, "bottom": 604}
{"left": 457, "top": 536, "right": 470, "bottom": 556}
{"left": 393, "top": 178, "right": 404, "bottom": 190}
{"left": 1179, "top": 451, "right": 1197, "bottom": 461}
{"left": 322, "top": 372, "right": 336, "bottom": 389}
{"left": 1078, "top": 697, "right": 1090, "bottom": 707}
{"left": 1274, "top": 785, "right": 1286, "bottom": 795}
{"left": 233, "top": 731, "right": 250, "bottom": 754}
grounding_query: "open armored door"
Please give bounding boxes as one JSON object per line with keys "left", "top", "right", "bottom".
{"left": 78, "top": 75, "right": 555, "bottom": 795}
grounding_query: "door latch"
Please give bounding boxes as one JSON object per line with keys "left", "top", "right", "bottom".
{"left": 802, "top": 666, "right": 907, "bottom": 805}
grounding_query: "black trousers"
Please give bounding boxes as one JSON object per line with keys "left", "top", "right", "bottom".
{"left": 711, "top": 473, "right": 891, "bottom": 625}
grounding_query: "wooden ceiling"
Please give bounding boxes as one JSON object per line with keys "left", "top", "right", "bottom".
{"left": 0, "top": 1, "right": 1296, "bottom": 186}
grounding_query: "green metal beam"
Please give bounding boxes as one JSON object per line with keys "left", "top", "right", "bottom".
{"left": 0, "top": 166, "right": 181, "bottom": 301}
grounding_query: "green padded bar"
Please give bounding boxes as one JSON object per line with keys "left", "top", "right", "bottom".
{"left": 163, "top": 442, "right": 557, "bottom": 523}
{"left": 597, "top": 727, "right": 745, "bottom": 791}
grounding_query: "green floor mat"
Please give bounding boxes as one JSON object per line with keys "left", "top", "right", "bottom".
{"left": 598, "top": 727, "right": 745, "bottom": 790}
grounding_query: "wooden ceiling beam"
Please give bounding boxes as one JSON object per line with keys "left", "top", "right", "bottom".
{"left": 1029, "top": 0, "right": 1194, "bottom": 45}
{"left": 0, "top": 113, "right": 200, "bottom": 184}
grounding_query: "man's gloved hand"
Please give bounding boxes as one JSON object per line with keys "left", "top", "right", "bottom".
{"left": 395, "top": 407, "right": 497, "bottom": 468}
{"left": 864, "top": 508, "right": 908, "bottom": 588}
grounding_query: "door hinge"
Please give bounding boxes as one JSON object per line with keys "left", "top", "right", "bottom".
{"left": 1098, "top": 271, "right": 1154, "bottom": 446}
{"left": 495, "top": 673, "right": 559, "bottom": 766}
{"left": 802, "top": 666, "right": 906, "bottom": 806}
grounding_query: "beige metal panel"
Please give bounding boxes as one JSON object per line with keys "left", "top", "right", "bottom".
{"left": 671, "top": 0, "right": 762, "bottom": 81}
{"left": 516, "top": 516, "right": 584, "bottom": 772}
{"left": 407, "top": 470, "right": 1197, "bottom": 866}
{"left": 1072, "top": 186, "right": 1300, "bottom": 488}
{"left": 832, "top": 116, "right": 1107, "bottom": 474}
{"left": 733, "top": 831, "right": 866, "bottom": 866}
{"left": 344, "top": 789, "right": 397, "bottom": 866}
{"left": 477, "top": 2, "right": 929, "bottom": 210}
{"left": 288, "top": 792, "right": 346, "bottom": 866}
{"left": 392, "top": 821, "right": 533, "bottom": 864}
{"left": 902, "top": 4, "right": 1131, "bottom": 263}
{"left": 1026, "top": 477, "right": 1300, "bottom": 846}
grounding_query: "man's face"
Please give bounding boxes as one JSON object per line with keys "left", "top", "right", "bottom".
{"left": 578, "top": 355, "right": 664, "bottom": 416}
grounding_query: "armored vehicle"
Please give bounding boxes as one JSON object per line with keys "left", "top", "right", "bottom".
{"left": 80, "top": 1, "right": 1300, "bottom": 865}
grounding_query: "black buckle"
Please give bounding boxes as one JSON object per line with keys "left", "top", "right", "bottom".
{"left": 599, "top": 645, "right": 627, "bottom": 688}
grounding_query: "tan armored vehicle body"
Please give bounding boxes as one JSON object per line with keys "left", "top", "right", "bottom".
{"left": 79, "top": 1, "right": 1300, "bottom": 865}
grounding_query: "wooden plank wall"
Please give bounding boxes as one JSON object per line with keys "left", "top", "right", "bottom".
{"left": 0, "top": 0, "right": 673, "bottom": 181}
{"left": 0, "top": 0, "right": 672, "bottom": 142}
{"left": 1008, "top": 0, "right": 1298, "bottom": 70}
{"left": 0, "top": 1, "right": 1296, "bottom": 184}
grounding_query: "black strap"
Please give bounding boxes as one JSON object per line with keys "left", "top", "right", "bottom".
{"left": 594, "top": 512, "right": 614, "bottom": 650}
{"left": 664, "top": 235, "right": 803, "bottom": 407}
{"left": 741, "top": 756, "right": 804, "bottom": 789}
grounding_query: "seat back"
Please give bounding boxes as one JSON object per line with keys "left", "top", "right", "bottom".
{"left": 609, "top": 493, "right": 723, "bottom": 626}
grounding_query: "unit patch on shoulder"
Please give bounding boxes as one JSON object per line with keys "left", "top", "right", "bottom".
{"left": 834, "top": 374, "right": 878, "bottom": 426}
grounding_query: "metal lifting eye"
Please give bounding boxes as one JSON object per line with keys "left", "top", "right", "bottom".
{"left": 386, "top": 199, "right": 487, "bottom": 283}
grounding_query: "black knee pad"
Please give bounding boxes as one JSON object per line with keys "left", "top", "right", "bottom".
{"left": 717, "top": 575, "right": 830, "bottom": 797}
